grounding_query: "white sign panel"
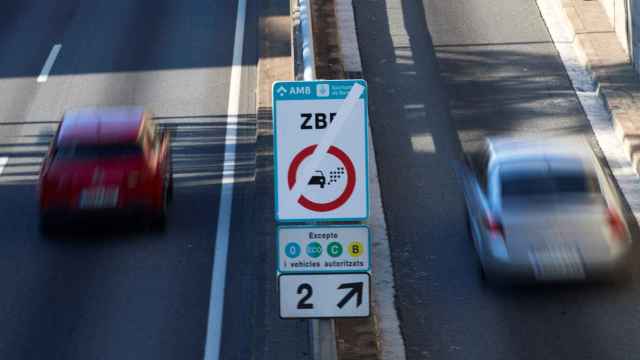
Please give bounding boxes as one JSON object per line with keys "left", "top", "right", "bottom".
{"left": 279, "top": 273, "right": 370, "bottom": 318}
{"left": 278, "top": 226, "right": 370, "bottom": 273}
{"left": 273, "top": 80, "right": 369, "bottom": 222}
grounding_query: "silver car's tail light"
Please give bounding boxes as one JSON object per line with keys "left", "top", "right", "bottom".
{"left": 606, "top": 208, "right": 625, "bottom": 240}
{"left": 484, "top": 215, "right": 505, "bottom": 238}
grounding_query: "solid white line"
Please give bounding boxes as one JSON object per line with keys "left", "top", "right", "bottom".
{"left": 0, "top": 157, "right": 7, "bottom": 176}
{"left": 37, "top": 44, "right": 62, "bottom": 83}
{"left": 203, "top": 0, "right": 246, "bottom": 359}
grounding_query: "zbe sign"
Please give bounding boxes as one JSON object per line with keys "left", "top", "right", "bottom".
{"left": 272, "top": 80, "right": 369, "bottom": 222}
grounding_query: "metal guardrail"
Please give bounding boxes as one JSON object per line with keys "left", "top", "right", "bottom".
{"left": 292, "top": 0, "right": 317, "bottom": 81}
{"left": 292, "top": 1, "right": 336, "bottom": 359}
{"left": 299, "top": 0, "right": 317, "bottom": 81}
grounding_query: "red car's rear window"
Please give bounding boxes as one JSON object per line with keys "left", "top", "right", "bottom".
{"left": 54, "top": 144, "right": 141, "bottom": 160}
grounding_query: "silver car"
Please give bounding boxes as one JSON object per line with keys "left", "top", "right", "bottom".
{"left": 458, "top": 137, "right": 632, "bottom": 283}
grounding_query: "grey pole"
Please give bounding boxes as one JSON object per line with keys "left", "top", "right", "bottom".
{"left": 296, "top": 0, "right": 337, "bottom": 359}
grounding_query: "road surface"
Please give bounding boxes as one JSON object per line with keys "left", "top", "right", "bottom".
{"left": 353, "top": 0, "right": 640, "bottom": 359}
{"left": 0, "top": 1, "right": 309, "bottom": 359}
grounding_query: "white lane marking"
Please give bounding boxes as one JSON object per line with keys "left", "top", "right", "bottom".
{"left": 0, "top": 157, "right": 7, "bottom": 176}
{"left": 203, "top": 0, "right": 246, "bottom": 359}
{"left": 37, "top": 44, "right": 62, "bottom": 83}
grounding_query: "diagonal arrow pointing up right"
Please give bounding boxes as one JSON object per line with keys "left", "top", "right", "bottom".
{"left": 337, "top": 282, "right": 363, "bottom": 308}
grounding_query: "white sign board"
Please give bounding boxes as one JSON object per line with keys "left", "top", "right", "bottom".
{"left": 278, "top": 226, "right": 370, "bottom": 273}
{"left": 279, "top": 273, "right": 370, "bottom": 318}
{"left": 272, "top": 80, "right": 369, "bottom": 222}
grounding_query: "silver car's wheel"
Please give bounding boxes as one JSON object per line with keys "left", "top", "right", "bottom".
{"left": 478, "top": 262, "right": 486, "bottom": 280}
{"left": 467, "top": 212, "right": 487, "bottom": 281}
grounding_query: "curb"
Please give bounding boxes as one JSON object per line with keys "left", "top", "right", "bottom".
{"left": 537, "top": 0, "right": 640, "bottom": 230}
{"left": 546, "top": 0, "right": 640, "bottom": 175}
{"left": 332, "top": 1, "right": 407, "bottom": 360}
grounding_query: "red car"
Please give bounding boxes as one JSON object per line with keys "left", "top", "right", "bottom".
{"left": 38, "top": 106, "right": 172, "bottom": 231}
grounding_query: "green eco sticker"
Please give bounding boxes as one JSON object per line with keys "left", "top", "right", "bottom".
{"left": 306, "top": 242, "right": 323, "bottom": 258}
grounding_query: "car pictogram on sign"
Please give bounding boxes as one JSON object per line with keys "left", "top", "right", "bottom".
{"left": 287, "top": 145, "right": 356, "bottom": 212}
{"left": 308, "top": 170, "right": 326, "bottom": 189}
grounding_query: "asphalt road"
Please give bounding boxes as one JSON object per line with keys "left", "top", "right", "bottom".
{"left": 354, "top": 0, "right": 640, "bottom": 359}
{"left": 0, "top": 1, "right": 309, "bottom": 359}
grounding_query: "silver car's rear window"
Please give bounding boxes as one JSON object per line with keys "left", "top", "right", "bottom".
{"left": 500, "top": 160, "right": 600, "bottom": 197}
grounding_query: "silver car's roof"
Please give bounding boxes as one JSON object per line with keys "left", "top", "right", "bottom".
{"left": 485, "top": 136, "right": 596, "bottom": 173}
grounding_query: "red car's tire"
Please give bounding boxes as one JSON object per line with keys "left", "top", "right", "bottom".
{"left": 38, "top": 212, "right": 55, "bottom": 235}
{"left": 167, "top": 162, "right": 173, "bottom": 203}
{"left": 151, "top": 178, "right": 169, "bottom": 231}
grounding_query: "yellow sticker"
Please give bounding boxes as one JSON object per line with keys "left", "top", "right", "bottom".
{"left": 348, "top": 241, "right": 364, "bottom": 257}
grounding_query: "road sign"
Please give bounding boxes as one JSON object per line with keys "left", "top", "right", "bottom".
{"left": 279, "top": 273, "right": 370, "bottom": 318}
{"left": 272, "top": 80, "right": 369, "bottom": 222}
{"left": 278, "top": 225, "right": 370, "bottom": 273}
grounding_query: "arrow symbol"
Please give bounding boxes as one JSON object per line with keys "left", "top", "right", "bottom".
{"left": 276, "top": 86, "right": 287, "bottom": 96}
{"left": 337, "top": 282, "right": 363, "bottom": 308}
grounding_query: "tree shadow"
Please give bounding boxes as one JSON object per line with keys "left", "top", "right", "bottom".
{"left": 352, "top": 0, "right": 639, "bottom": 359}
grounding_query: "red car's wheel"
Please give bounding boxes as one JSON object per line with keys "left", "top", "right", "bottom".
{"left": 38, "top": 212, "right": 55, "bottom": 235}
{"left": 167, "top": 155, "right": 173, "bottom": 203}
{"left": 151, "top": 172, "right": 169, "bottom": 231}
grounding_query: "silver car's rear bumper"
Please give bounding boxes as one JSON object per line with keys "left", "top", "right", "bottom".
{"left": 481, "top": 246, "right": 632, "bottom": 284}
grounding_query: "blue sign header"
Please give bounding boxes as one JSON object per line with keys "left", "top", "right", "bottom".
{"left": 273, "top": 79, "right": 368, "bottom": 101}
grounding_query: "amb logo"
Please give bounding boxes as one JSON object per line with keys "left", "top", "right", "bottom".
{"left": 290, "top": 86, "right": 311, "bottom": 95}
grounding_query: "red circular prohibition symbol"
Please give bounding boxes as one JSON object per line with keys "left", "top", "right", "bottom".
{"left": 287, "top": 145, "right": 356, "bottom": 212}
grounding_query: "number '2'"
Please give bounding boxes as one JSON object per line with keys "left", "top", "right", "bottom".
{"left": 297, "top": 283, "right": 313, "bottom": 309}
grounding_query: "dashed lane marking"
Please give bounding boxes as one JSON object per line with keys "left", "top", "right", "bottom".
{"left": 37, "top": 44, "right": 62, "bottom": 83}
{"left": 0, "top": 157, "right": 7, "bottom": 176}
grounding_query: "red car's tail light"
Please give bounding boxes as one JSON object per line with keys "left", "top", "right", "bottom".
{"left": 57, "top": 174, "right": 69, "bottom": 190}
{"left": 40, "top": 174, "right": 57, "bottom": 192}
{"left": 128, "top": 171, "right": 140, "bottom": 189}
{"left": 40, "top": 174, "right": 64, "bottom": 209}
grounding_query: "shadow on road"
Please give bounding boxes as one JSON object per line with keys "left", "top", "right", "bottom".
{"left": 352, "top": 0, "right": 640, "bottom": 358}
